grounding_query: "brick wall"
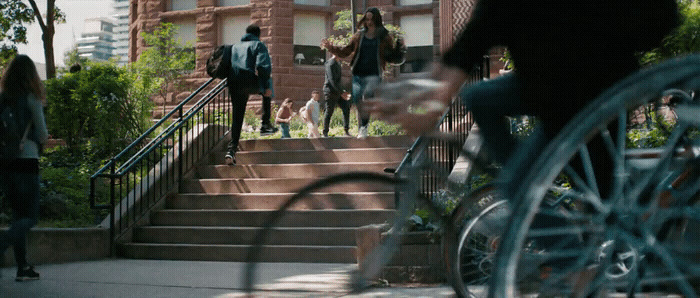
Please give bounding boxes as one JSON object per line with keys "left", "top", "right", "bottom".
{"left": 130, "top": 0, "right": 449, "bottom": 107}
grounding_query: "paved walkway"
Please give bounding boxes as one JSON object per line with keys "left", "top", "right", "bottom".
{"left": 0, "top": 259, "right": 470, "bottom": 297}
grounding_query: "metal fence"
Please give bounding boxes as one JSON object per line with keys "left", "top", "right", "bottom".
{"left": 395, "top": 57, "right": 490, "bottom": 206}
{"left": 89, "top": 78, "right": 231, "bottom": 254}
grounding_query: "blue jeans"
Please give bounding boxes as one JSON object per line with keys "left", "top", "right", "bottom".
{"left": 352, "top": 75, "right": 381, "bottom": 127}
{"left": 460, "top": 73, "right": 527, "bottom": 165}
{"left": 0, "top": 160, "right": 41, "bottom": 269}
{"left": 462, "top": 72, "right": 613, "bottom": 200}
{"left": 279, "top": 122, "right": 290, "bottom": 138}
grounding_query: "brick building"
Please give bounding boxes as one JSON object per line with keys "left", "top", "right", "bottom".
{"left": 128, "top": 0, "right": 487, "bottom": 105}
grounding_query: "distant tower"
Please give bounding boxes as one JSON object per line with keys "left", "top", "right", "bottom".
{"left": 76, "top": 17, "right": 116, "bottom": 62}
{"left": 113, "top": 0, "right": 130, "bottom": 65}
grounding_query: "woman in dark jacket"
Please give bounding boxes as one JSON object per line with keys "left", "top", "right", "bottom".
{"left": 321, "top": 7, "right": 404, "bottom": 138}
{"left": 0, "top": 54, "right": 49, "bottom": 281}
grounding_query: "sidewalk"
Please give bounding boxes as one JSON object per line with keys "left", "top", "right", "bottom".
{"left": 0, "top": 259, "right": 468, "bottom": 297}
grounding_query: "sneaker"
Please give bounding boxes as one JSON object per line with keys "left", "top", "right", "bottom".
{"left": 225, "top": 152, "right": 236, "bottom": 165}
{"left": 322, "top": 131, "right": 329, "bottom": 138}
{"left": 16, "top": 266, "right": 39, "bottom": 281}
{"left": 260, "top": 125, "right": 279, "bottom": 136}
{"left": 344, "top": 129, "right": 351, "bottom": 137}
{"left": 357, "top": 126, "right": 368, "bottom": 139}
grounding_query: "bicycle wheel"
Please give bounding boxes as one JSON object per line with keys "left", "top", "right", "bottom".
{"left": 243, "top": 171, "right": 422, "bottom": 295}
{"left": 444, "top": 184, "right": 510, "bottom": 298}
{"left": 490, "top": 55, "right": 700, "bottom": 297}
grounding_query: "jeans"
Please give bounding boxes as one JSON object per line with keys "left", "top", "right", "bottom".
{"left": 323, "top": 92, "right": 350, "bottom": 135}
{"left": 460, "top": 73, "right": 528, "bottom": 165}
{"left": 0, "top": 160, "right": 41, "bottom": 269}
{"left": 227, "top": 77, "right": 259, "bottom": 155}
{"left": 279, "top": 122, "right": 290, "bottom": 138}
{"left": 352, "top": 75, "right": 381, "bottom": 128}
{"left": 461, "top": 73, "right": 614, "bottom": 200}
{"left": 261, "top": 95, "right": 272, "bottom": 127}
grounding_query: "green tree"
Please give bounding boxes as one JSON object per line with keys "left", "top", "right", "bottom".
{"left": 132, "top": 22, "right": 196, "bottom": 114}
{"left": 0, "top": 0, "right": 65, "bottom": 79}
{"left": 45, "top": 62, "right": 155, "bottom": 157}
{"left": 0, "top": 45, "right": 18, "bottom": 75}
{"left": 641, "top": 0, "right": 700, "bottom": 65}
{"left": 62, "top": 46, "right": 89, "bottom": 72}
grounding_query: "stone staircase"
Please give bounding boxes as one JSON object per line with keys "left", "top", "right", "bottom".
{"left": 118, "top": 135, "right": 413, "bottom": 263}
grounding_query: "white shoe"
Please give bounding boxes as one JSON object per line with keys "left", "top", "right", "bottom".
{"left": 357, "top": 126, "right": 368, "bottom": 139}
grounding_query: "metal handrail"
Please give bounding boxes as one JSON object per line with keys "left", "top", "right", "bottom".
{"left": 90, "top": 79, "right": 218, "bottom": 181}
{"left": 89, "top": 77, "right": 231, "bottom": 255}
{"left": 394, "top": 57, "right": 489, "bottom": 204}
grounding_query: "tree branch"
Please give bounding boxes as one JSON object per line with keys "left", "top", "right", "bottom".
{"left": 27, "top": 0, "right": 46, "bottom": 32}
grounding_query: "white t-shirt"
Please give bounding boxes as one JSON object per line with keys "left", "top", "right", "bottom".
{"left": 305, "top": 98, "right": 320, "bottom": 124}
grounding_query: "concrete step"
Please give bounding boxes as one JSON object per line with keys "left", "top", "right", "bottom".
{"left": 149, "top": 209, "right": 395, "bottom": 227}
{"left": 180, "top": 177, "right": 396, "bottom": 194}
{"left": 193, "top": 162, "right": 399, "bottom": 179}
{"left": 118, "top": 243, "right": 356, "bottom": 263}
{"left": 237, "top": 135, "right": 413, "bottom": 151}
{"left": 133, "top": 226, "right": 358, "bottom": 246}
{"left": 206, "top": 148, "right": 409, "bottom": 165}
{"left": 166, "top": 192, "right": 395, "bottom": 210}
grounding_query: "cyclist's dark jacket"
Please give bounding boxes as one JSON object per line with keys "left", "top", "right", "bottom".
{"left": 442, "top": 0, "right": 679, "bottom": 126}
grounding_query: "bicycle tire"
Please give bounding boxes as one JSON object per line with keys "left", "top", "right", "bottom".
{"left": 490, "top": 55, "right": 700, "bottom": 297}
{"left": 444, "top": 184, "right": 509, "bottom": 298}
{"left": 243, "top": 171, "right": 415, "bottom": 295}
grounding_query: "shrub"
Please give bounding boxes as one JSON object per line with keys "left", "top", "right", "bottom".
{"left": 45, "top": 62, "right": 154, "bottom": 158}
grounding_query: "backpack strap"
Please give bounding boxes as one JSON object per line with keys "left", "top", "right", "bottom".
{"left": 18, "top": 120, "right": 31, "bottom": 151}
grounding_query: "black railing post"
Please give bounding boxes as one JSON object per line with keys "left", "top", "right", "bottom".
{"left": 109, "top": 162, "right": 116, "bottom": 257}
{"left": 178, "top": 106, "right": 184, "bottom": 191}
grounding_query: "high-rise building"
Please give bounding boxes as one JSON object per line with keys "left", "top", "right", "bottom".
{"left": 76, "top": 17, "right": 116, "bottom": 62}
{"left": 113, "top": 0, "right": 130, "bottom": 65}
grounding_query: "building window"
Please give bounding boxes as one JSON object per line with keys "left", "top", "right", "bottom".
{"left": 220, "top": 15, "right": 251, "bottom": 45}
{"left": 398, "top": 0, "right": 431, "bottom": 5}
{"left": 170, "top": 0, "right": 196, "bottom": 11}
{"left": 293, "top": 14, "right": 326, "bottom": 66}
{"left": 294, "top": 0, "right": 330, "bottom": 5}
{"left": 399, "top": 14, "right": 434, "bottom": 73}
{"left": 219, "top": 0, "right": 250, "bottom": 6}
{"left": 171, "top": 19, "right": 197, "bottom": 46}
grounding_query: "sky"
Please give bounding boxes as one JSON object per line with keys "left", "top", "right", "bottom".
{"left": 16, "top": 0, "right": 115, "bottom": 67}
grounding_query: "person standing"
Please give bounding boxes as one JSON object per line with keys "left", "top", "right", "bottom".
{"left": 0, "top": 54, "right": 49, "bottom": 281}
{"left": 303, "top": 90, "right": 322, "bottom": 138}
{"left": 321, "top": 7, "right": 404, "bottom": 139}
{"left": 226, "top": 24, "right": 272, "bottom": 165}
{"left": 322, "top": 54, "right": 350, "bottom": 137}
{"left": 275, "top": 98, "right": 295, "bottom": 138}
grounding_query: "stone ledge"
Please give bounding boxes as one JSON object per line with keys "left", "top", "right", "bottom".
{"left": 355, "top": 224, "right": 445, "bottom": 284}
{"left": 1, "top": 228, "right": 109, "bottom": 266}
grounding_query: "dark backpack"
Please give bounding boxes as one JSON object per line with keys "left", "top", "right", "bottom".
{"left": 0, "top": 95, "right": 32, "bottom": 160}
{"left": 206, "top": 45, "right": 233, "bottom": 79}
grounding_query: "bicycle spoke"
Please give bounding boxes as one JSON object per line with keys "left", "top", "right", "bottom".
{"left": 562, "top": 165, "right": 610, "bottom": 213}
{"left": 627, "top": 229, "right": 698, "bottom": 296}
{"left": 577, "top": 144, "right": 601, "bottom": 198}
{"left": 600, "top": 125, "right": 626, "bottom": 202}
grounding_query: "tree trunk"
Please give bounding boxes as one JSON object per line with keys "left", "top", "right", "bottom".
{"left": 28, "top": 0, "right": 56, "bottom": 79}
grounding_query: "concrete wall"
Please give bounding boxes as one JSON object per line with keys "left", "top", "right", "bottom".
{"left": 1, "top": 228, "right": 110, "bottom": 266}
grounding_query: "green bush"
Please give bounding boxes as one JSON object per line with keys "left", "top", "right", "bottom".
{"left": 45, "top": 62, "right": 154, "bottom": 158}
{"left": 240, "top": 104, "right": 404, "bottom": 139}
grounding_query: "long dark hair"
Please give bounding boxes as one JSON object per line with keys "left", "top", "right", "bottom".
{"left": 0, "top": 54, "right": 46, "bottom": 105}
{"left": 358, "top": 7, "right": 389, "bottom": 40}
